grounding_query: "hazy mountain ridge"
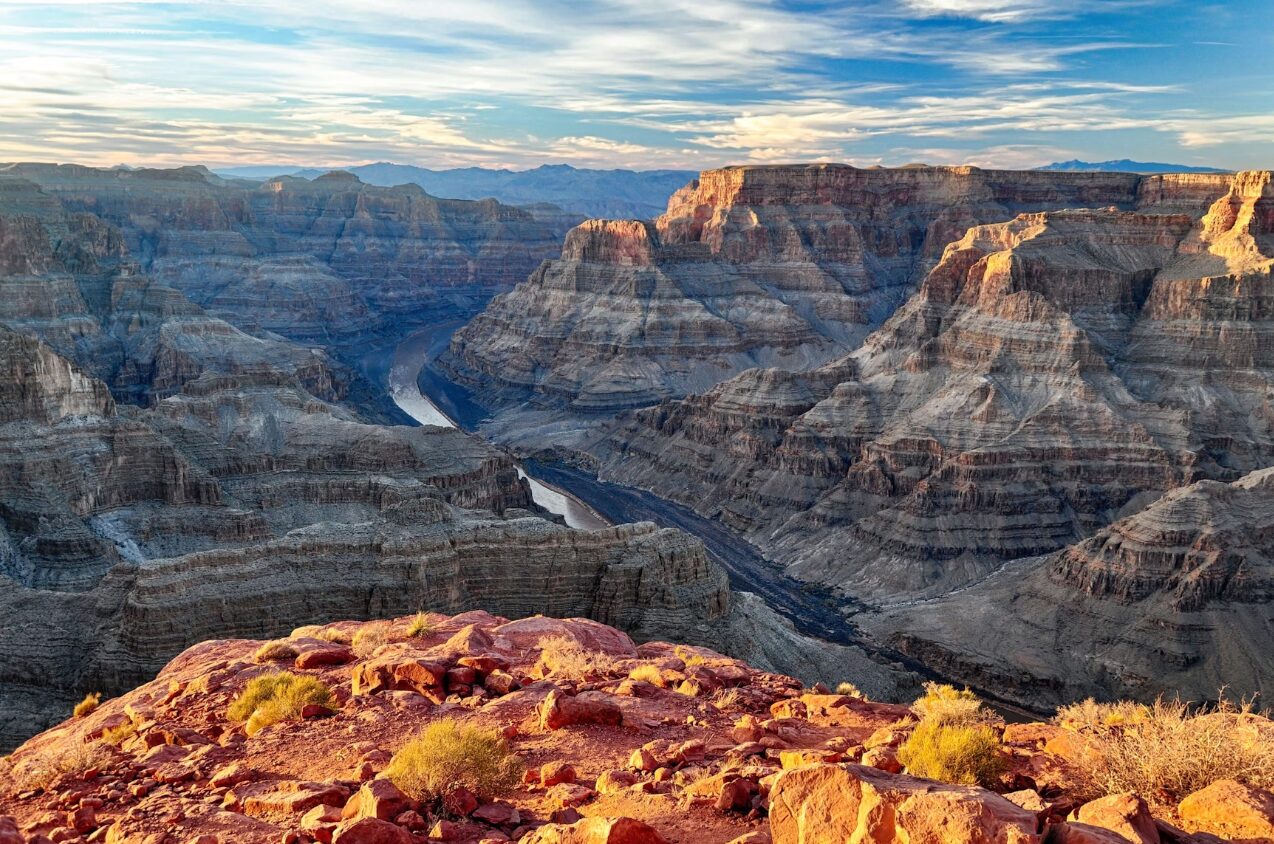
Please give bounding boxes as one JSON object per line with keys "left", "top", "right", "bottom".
{"left": 1039, "top": 158, "right": 1230, "bottom": 174}
{"left": 215, "top": 162, "right": 698, "bottom": 219}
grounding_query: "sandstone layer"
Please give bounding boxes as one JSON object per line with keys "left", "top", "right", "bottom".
{"left": 863, "top": 466, "right": 1274, "bottom": 708}
{"left": 444, "top": 164, "right": 1146, "bottom": 416}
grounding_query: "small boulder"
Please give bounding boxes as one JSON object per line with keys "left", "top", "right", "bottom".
{"left": 596, "top": 770, "right": 638, "bottom": 795}
{"left": 538, "top": 690, "right": 623, "bottom": 731}
{"left": 520, "top": 816, "right": 668, "bottom": 844}
{"left": 342, "top": 779, "right": 411, "bottom": 822}
{"left": 1178, "top": 779, "right": 1274, "bottom": 843}
{"left": 541, "top": 762, "right": 577, "bottom": 787}
{"left": 1075, "top": 794, "right": 1160, "bottom": 844}
{"left": 331, "top": 817, "right": 414, "bottom": 844}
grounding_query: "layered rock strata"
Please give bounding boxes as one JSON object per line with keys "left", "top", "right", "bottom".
{"left": 864, "top": 466, "right": 1274, "bottom": 707}
{"left": 596, "top": 169, "right": 1274, "bottom": 704}
{"left": 1, "top": 163, "right": 569, "bottom": 344}
{"left": 444, "top": 164, "right": 1146, "bottom": 413}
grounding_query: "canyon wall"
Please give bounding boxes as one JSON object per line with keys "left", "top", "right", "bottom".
{"left": 1, "top": 163, "right": 571, "bottom": 346}
{"left": 443, "top": 164, "right": 1145, "bottom": 415}
{"left": 596, "top": 169, "right": 1273, "bottom": 705}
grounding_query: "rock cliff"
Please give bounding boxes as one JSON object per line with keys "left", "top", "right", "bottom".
{"left": 1, "top": 163, "right": 569, "bottom": 345}
{"left": 593, "top": 170, "right": 1273, "bottom": 704}
{"left": 865, "top": 466, "right": 1274, "bottom": 707}
{"left": 444, "top": 164, "right": 1146, "bottom": 418}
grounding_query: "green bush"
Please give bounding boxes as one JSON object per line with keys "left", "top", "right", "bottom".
{"left": 898, "top": 719, "right": 1005, "bottom": 787}
{"left": 386, "top": 718, "right": 521, "bottom": 804}
{"left": 227, "top": 672, "right": 332, "bottom": 736}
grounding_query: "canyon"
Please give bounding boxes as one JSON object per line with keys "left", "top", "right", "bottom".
{"left": 0, "top": 163, "right": 902, "bottom": 752}
{"left": 1, "top": 157, "right": 1270, "bottom": 754}
{"left": 448, "top": 165, "right": 1274, "bottom": 709}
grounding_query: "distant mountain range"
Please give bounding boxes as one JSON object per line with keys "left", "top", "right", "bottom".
{"left": 214, "top": 162, "right": 698, "bottom": 219}
{"left": 1039, "top": 159, "right": 1230, "bottom": 174}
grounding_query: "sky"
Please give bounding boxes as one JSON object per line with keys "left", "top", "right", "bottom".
{"left": 1, "top": 0, "right": 1272, "bottom": 171}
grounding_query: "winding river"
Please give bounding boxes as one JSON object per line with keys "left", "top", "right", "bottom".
{"left": 381, "top": 322, "right": 862, "bottom": 647}
{"left": 387, "top": 327, "right": 609, "bottom": 530}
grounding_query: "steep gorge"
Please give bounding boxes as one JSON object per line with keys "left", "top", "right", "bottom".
{"left": 593, "top": 169, "right": 1274, "bottom": 706}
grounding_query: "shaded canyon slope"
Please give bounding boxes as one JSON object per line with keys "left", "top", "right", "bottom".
{"left": 443, "top": 164, "right": 1147, "bottom": 419}
{"left": 597, "top": 169, "right": 1274, "bottom": 706}
{"left": 0, "top": 170, "right": 899, "bottom": 750}
{"left": 1, "top": 162, "right": 573, "bottom": 347}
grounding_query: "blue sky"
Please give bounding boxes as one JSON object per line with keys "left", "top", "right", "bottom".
{"left": 1, "top": 0, "right": 1271, "bottom": 170}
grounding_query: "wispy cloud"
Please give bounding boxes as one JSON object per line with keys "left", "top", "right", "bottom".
{"left": 0, "top": 0, "right": 1265, "bottom": 170}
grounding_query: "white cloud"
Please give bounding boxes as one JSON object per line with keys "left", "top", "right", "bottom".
{"left": 0, "top": 0, "right": 1253, "bottom": 170}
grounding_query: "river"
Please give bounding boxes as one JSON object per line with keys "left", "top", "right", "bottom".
{"left": 383, "top": 322, "right": 862, "bottom": 646}
{"left": 382, "top": 327, "right": 1047, "bottom": 716}
{"left": 388, "top": 327, "right": 610, "bottom": 531}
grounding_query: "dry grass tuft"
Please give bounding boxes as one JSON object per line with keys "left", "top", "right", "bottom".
{"left": 12, "top": 741, "right": 113, "bottom": 792}
{"left": 314, "top": 627, "right": 350, "bottom": 645}
{"left": 836, "top": 682, "right": 867, "bottom": 700}
{"left": 712, "top": 688, "right": 747, "bottom": 710}
{"left": 1055, "top": 697, "right": 1149, "bottom": 731}
{"left": 628, "top": 664, "right": 665, "bottom": 686}
{"left": 1059, "top": 695, "right": 1274, "bottom": 806}
{"left": 99, "top": 720, "right": 137, "bottom": 747}
{"left": 73, "top": 692, "right": 101, "bottom": 719}
{"left": 673, "top": 645, "right": 710, "bottom": 667}
{"left": 387, "top": 717, "right": 521, "bottom": 805}
{"left": 227, "top": 672, "right": 332, "bottom": 736}
{"left": 536, "top": 634, "right": 618, "bottom": 679}
{"left": 352, "top": 622, "right": 393, "bottom": 658}
{"left": 254, "top": 640, "right": 299, "bottom": 663}
{"left": 898, "top": 720, "right": 1005, "bottom": 787}
{"left": 406, "top": 612, "right": 437, "bottom": 639}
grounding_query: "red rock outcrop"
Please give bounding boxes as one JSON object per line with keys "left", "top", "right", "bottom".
{"left": 5, "top": 612, "right": 1261, "bottom": 843}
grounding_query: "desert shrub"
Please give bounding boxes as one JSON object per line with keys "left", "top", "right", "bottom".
{"left": 315, "top": 627, "right": 350, "bottom": 645}
{"left": 1054, "top": 697, "right": 1149, "bottom": 731}
{"left": 911, "top": 682, "right": 989, "bottom": 726}
{"left": 73, "top": 692, "right": 101, "bottom": 719}
{"left": 352, "top": 622, "right": 393, "bottom": 657}
{"left": 254, "top": 640, "right": 299, "bottom": 663}
{"left": 227, "top": 672, "right": 332, "bottom": 736}
{"left": 898, "top": 719, "right": 1005, "bottom": 787}
{"left": 386, "top": 718, "right": 521, "bottom": 805}
{"left": 1062, "top": 696, "right": 1274, "bottom": 805}
{"left": 536, "top": 635, "right": 617, "bottom": 678}
{"left": 836, "top": 682, "right": 867, "bottom": 699}
{"left": 13, "top": 741, "right": 112, "bottom": 791}
{"left": 407, "top": 612, "right": 437, "bottom": 638}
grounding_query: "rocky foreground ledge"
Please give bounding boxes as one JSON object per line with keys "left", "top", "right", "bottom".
{"left": 1, "top": 613, "right": 1271, "bottom": 844}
